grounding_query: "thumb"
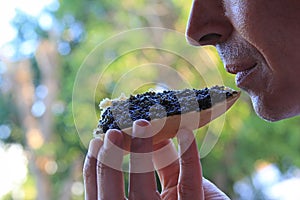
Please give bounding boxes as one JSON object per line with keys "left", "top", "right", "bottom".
{"left": 203, "top": 178, "right": 230, "bottom": 200}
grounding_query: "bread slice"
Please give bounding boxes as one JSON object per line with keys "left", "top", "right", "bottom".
{"left": 94, "top": 86, "right": 240, "bottom": 150}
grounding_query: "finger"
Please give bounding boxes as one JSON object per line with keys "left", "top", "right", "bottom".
{"left": 153, "top": 140, "right": 179, "bottom": 199}
{"left": 129, "top": 120, "right": 160, "bottom": 200}
{"left": 177, "top": 129, "right": 204, "bottom": 200}
{"left": 97, "top": 129, "right": 125, "bottom": 200}
{"left": 203, "top": 178, "right": 230, "bottom": 200}
{"left": 83, "top": 138, "right": 103, "bottom": 200}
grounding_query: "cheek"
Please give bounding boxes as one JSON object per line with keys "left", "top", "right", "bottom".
{"left": 223, "top": 1, "right": 251, "bottom": 36}
{"left": 224, "top": 1, "right": 273, "bottom": 44}
{"left": 224, "top": 0, "right": 284, "bottom": 71}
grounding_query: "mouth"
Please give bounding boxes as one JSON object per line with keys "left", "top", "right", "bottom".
{"left": 235, "top": 63, "right": 257, "bottom": 87}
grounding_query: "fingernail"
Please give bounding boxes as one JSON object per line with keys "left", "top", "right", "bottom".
{"left": 104, "top": 129, "right": 123, "bottom": 149}
{"left": 87, "top": 138, "right": 103, "bottom": 158}
{"left": 132, "top": 119, "right": 151, "bottom": 138}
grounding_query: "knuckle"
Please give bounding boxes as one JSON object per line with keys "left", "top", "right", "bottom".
{"left": 177, "top": 182, "right": 203, "bottom": 199}
{"left": 161, "top": 188, "right": 177, "bottom": 200}
{"left": 129, "top": 153, "right": 154, "bottom": 172}
{"left": 180, "top": 154, "right": 195, "bottom": 167}
{"left": 130, "top": 138, "right": 153, "bottom": 153}
{"left": 177, "top": 180, "right": 193, "bottom": 194}
{"left": 129, "top": 191, "right": 161, "bottom": 200}
{"left": 83, "top": 156, "right": 96, "bottom": 180}
{"left": 97, "top": 148, "right": 123, "bottom": 171}
{"left": 96, "top": 161, "right": 106, "bottom": 176}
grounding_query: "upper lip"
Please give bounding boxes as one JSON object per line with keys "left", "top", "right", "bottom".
{"left": 225, "top": 63, "right": 257, "bottom": 74}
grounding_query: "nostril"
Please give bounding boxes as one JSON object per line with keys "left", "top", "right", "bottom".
{"left": 199, "top": 33, "right": 222, "bottom": 44}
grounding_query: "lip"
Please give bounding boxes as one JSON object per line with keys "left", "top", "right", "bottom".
{"left": 235, "top": 63, "right": 257, "bottom": 87}
{"left": 225, "top": 62, "right": 257, "bottom": 74}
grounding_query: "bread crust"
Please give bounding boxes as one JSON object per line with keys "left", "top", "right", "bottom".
{"left": 94, "top": 86, "right": 240, "bottom": 150}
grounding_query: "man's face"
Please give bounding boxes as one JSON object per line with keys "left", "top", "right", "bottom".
{"left": 186, "top": 0, "right": 300, "bottom": 121}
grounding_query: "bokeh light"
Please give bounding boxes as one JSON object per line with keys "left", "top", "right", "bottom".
{"left": 0, "top": 143, "right": 28, "bottom": 197}
{"left": 31, "top": 101, "right": 46, "bottom": 117}
{"left": 0, "top": 125, "right": 11, "bottom": 140}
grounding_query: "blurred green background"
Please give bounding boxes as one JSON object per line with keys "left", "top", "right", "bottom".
{"left": 1, "top": 0, "right": 300, "bottom": 199}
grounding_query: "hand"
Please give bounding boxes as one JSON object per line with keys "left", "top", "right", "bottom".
{"left": 83, "top": 119, "right": 230, "bottom": 199}
{"left": 152, "top": 129, "right": 230, "bottom": 200}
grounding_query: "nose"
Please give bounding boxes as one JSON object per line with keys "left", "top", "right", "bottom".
{"left": 186, "top": 0, "right": 233, "bottom": 46}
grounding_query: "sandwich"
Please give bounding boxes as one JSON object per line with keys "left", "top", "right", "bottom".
{"left": 94, "top": 85, "right": 240, "bottom": 150}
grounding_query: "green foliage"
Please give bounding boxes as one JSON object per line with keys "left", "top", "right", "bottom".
{"left": 1, "top": 0, "right": 300, "bottom": 199}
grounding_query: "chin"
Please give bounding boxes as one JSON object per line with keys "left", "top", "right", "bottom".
{"left": 251, "top": 95, "right": 296, "bottom": 122}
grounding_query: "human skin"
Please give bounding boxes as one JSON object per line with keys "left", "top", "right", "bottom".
{"left": 186, "top": 0, "right": 300, "bottom": 121}
{"left": 83, "top": 119, "right": 230, "bottom": 199}
{"left": 82, "top": 1, "right": 300, "bottom": 199}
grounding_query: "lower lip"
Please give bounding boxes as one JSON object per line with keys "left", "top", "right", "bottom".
{"left": 236, "top": 64, "right": 257, "bottom": 87}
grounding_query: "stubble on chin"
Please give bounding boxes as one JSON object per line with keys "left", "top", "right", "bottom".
{"left": 250, "top": 95, "right": 278, "bottom": 122}
{"left": 250, "top": 90, "right": 299, "bottom": 122}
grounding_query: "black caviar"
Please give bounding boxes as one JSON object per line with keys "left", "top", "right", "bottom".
{"left": 95, "top": 86, "right": 237, "bottom": 134}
